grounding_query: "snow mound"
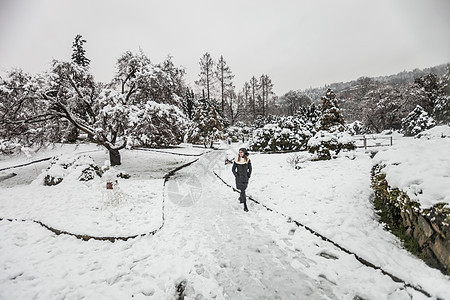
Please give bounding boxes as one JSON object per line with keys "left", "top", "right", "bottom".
{"left": 33, "top": 154, "right": 102, "bottom": 186}
{"left": 415, "top": 124, "right": 450, "bottom": 139}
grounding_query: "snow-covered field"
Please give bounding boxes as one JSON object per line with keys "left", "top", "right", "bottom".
{"left": 0, "top": 134, "right": 449, "bottom": 299}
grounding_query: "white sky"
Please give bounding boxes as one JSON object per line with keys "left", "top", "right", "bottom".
{"left": 0, "top": 0, "right": 449, "bottom": 95}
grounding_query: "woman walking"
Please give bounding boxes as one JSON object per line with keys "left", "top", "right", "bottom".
{"left": 232, "top": 148, "right": 252, "bottom": 212}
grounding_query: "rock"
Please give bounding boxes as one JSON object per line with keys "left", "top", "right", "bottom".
{"left": 401, "top": 211, "right": 411, "bottom": 227}
{"left": 431, "top": 236, "right": 450, "bottom": 271}
{"left": 414, "top": 226, "right": 428, "bottom": 247}
{"left": 318, "top": 251, "right": 338, "bottom": 260}
{"left": 406, "top": 227, "right": 414, "bottom": 237}
{"left": 431, "top": 222, "right": 445, "bottom": 239}
{"left": 418, "top": 215, "right": 434, "bottom": 238}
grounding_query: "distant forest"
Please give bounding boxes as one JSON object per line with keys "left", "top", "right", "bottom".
{"left": 295, "top": 64, "right": 449, "bottom": 123}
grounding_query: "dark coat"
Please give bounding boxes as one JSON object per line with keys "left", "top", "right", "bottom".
{"left": 232, "top": 158, "right": 252, "bottom": 190}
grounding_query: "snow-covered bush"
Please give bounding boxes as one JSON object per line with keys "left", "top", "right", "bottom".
{"left": 249, "top": 115, "right": 315, "bottom": 152}
{"left": 0, "top": 139, "right": 22, "bottom": 155}
{"left": 37, "top": 155, "right": 103, "bottom": 186}
{"left": 249, "top": 124, "right": 308, "bottom": 152}
{"left": 225, "top": 124, "right": 251, "bottom": 143}
{"left": 286, "top": 152, "right": 312, "bottom": 169}
{"left": 346, "top": 120, "right": 365, "bottom": 135}
{"left": 252, "top": 114, "right": 279, "bottom": 129}
{"left": 401, "top": 105, "right": 436, "bottom": 137}
{"left": 307, "top": 131, "right": 356, "bottom": 161}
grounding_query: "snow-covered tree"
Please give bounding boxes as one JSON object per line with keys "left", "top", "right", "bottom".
{"left": 110, "top": 50, "right": 155, "bottom": 105}
{"left": 186, "top": 99, "right": 224, "bottom": 148}
{"left": 414, "top": 73, "right": 439, "bottom": 113}
{"left": 318, "top": 88, "right": 345, "bottom": 132}
{"left": 0, "top": 69, "right": 59, "bottom": 153}
{"left": 1, "top": 49, "right": 188, "bottom": 165}
{"left": 307, "top": 89, "right": 356, "bottom": 160}
{"left": 130, "top": 101, "right": 188, "bottom": 147}
{"left": 71, "top": 34, "right": 90, "bottom": 67}
{"left": 150, "top": 56, "right": 186, "bottom": 106}
{"left": 434, "top": 65, "right": 450, "bottom": 123}
{"left": 295, "top": 103, "right": 321, "bottom": 129}
{"left": 401, "top": 105, "right": 436, "bottom": 136}
{"left": 181, "top": 88, "right": 195, "bottom": 120}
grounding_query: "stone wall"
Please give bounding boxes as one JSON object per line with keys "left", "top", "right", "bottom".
{"left": 371, "top": 164, "right": 450, "bottom": 274}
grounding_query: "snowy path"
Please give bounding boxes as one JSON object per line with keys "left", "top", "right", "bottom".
{"left": 1, "top": 148, "right": 449, "bottom": 299}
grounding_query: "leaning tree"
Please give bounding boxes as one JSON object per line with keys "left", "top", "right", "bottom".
{"left": 1, "top": 49, "right": 188, "bottom": 165}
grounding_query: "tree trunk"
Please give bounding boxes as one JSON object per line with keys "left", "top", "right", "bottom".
{"left": 109, "top": 149, "right": 121, "bottom": 166}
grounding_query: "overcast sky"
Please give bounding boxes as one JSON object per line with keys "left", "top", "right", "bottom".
{"left": 0, "top": 0, "right": 449, "bottom": 95}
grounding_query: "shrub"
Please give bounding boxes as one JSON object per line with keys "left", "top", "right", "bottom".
{"left": 40, "top": 154, "right": 103, "bottom": 186}
{"left": 307, "top": 130, "right": 356, "bottom": 161}
{"left": 401, "top": 105, "right": 436, "bottom": 137}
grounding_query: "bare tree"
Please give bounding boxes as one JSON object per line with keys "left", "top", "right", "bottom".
{"left": 259, "top": 74, "right": 274, "bottom": 116}
{"left": 249, "top": 76, "right": 258, "bottom": 117}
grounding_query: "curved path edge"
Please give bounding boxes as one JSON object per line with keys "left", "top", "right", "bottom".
{"left": 0, "top": 159, "right": 199, "bottom": 242}
{"left": 213, "top": 171, "right": 433, "bottom": 298}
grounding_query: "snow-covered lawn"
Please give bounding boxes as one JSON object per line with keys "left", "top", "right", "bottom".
{"left": 0, "top": 145, "right": 204, "bottom": 236}
{"left": 0, "top": 139, "right": 449, "bottom": 299}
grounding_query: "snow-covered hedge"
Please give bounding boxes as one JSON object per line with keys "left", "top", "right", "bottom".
{"left": 307, "top": 130, "right": 356, "bottom": 160}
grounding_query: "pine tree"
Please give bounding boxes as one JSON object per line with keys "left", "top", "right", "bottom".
{"left": 195, "top": 52, "right": 215, "bottom": 103}
{"left": 182, "top": 88, "right": 195, "bottom": 120}
{"left": 187, "top": 99, "right": 224, "bottom": 148}
{"left": 215, "top": 55, "right": 235, "bottom": 115}
{"left": 319, "top": 88, "right": 345, "bottom": 132}
{"left": 402, "top": 105, "right": 436, "bottom": 136}
{"left": 307, "top": 89, "right": 355, "bottom": 160}
{"left": 71, "top": 34, "right": 90, "bottom": 67}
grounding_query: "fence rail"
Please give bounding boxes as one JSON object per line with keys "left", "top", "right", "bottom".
{"left": 353, "top": 135, "right": 393, "bottom": 149}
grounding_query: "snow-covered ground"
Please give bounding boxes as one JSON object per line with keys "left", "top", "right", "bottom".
{"left": 373, "top": 126, "right": 450, "bottom": 209}
{"left": 0, "top": 137, "right": 449, "bottom": 299}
